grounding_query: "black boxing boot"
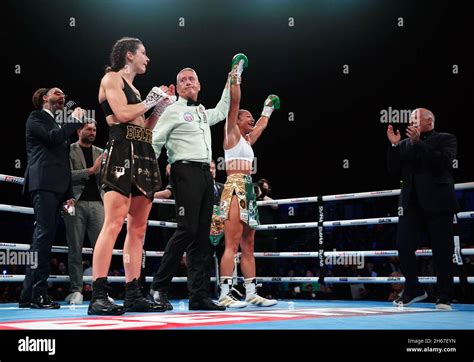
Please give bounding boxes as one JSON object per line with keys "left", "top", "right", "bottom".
{"left": 124, "top": 278, "right": 166, "bottom": 312}
{"left": 148, "top": 289, "right": 173, "bottom": 310}
{"left": 88, "top": 277, "right": 125, "bottom": 315}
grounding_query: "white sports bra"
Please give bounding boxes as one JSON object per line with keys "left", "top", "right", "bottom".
{"left": 224, "top": 135, "right": 254, "bottom": 163}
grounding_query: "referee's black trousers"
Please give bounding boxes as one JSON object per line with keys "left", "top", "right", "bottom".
{"left": 151, "top": 162, "right": 214, "bottom": 301}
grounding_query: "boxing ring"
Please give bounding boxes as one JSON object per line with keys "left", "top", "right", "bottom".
{"left": 0, "top": 173, "right": 473, "bottom": 330}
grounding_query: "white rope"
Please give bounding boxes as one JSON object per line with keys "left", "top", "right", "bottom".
{"left": 323, "top": 217, "right": 399, "bottom": 227}
{"left": 2, "top": 203, "right": 472, "bottom": 230}
{"left": 322, "top": 189, "right": 401, "bottom": 202}
{"left": 252, "top": 249, "right": 474, "bottom": 258}
{"left": 0, "top": 174, "right": 24, "bottom": 185}
{"left": 255, "top": 277, "right": 474, "bottom": 284}
{"left": 253, "top": 252, "right": 320, "bottom": 258}
{"left": 322, "top": 182, "right": 474, "bottom": 202}
{"left": 322, "top": 249, "right": 474, "bottom": 257}
{"left": 0, "top": 243, "right": 168, "bottom": 257}
{"left": 2, "top": 242, "right": 473, "bottom": 258}
{"left": 0, "top": 205, "right": 181, "bottom": 228}
{"left": 147, "top": 220, "right": 177, "bottom": 228}
{"left": 1, "top": 275, "right": 472, "bottom": 284}
{"left": 257, "top": 196, "right": 319, "bottom": 206}
{"left": 254, "top": 222, "right": 319, "bottom": 230}
{"left": 0, "top": 204, "right": 34, "bottom": 215}
{"left": 0, "top": 275, "right": 214, "bottom": 283}
{"left": 151, "top": 198, "right": 311, "bottom": 209}
{"left": 452, "top": 182, "right": 474, "bottom": 190}
{"left": 3, "top": 173, "right": 473, "bottom": 204}
{"left": 152, "top": 198, "right": 176, "bottom": 205}
{"left": 457, "top": 212, "right": 474, "bottom": 219}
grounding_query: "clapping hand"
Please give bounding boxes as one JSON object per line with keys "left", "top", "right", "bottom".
{"left": 387, "top": 125, "right": 401, "bottom": 145}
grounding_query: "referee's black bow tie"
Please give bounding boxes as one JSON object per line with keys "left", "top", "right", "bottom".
{"left": 187, "top": 99, "right": 201, "bottom": 107}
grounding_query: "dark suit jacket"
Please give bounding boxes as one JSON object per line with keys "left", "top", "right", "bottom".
{"left": 23, "top": 109, "right": 81, "bottom": 200}
{"left": 387, "top": 130, "right": 459, "bottom": 213}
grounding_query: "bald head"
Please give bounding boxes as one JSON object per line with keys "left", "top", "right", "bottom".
{"left": 410, "top": 108, "right": 435, "bottom": 132}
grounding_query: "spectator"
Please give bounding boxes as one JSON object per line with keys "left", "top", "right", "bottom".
{"left": 63, "top": 120, "right": 104, "bottom": 305}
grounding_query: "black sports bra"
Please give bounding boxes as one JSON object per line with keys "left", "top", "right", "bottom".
{"left": 100, "top": 77, "right": 142, "bottom": 117}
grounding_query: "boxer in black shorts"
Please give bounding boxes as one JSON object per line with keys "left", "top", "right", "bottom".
{"left": 88, "top": 37, "right": 175, "bottom": 315}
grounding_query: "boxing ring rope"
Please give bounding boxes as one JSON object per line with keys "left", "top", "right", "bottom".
{"left": 1, "top": 174, "right": 474, "bottom": 286}
{"left": 0, "top": 242, "right": 165, "bottom": 257}
{"left": 1, "top": 275, "right": 473, "bottom": 284}
{"left": 1, "top": 242, "right": 474, "bottom": 258}
{"left": 1, "top": 204, "right": 473, "bottom": 227}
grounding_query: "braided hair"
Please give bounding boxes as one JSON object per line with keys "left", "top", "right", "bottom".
{"left": 105, "top": 37, "right": 142, "bottom": 73}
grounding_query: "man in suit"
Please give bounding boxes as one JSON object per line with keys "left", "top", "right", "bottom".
{"left": 387, "top": 108, "right": 458, "bottom": 310}
{"left": 20, "top": 87, "right": 84, "bottom": 309}
{"left": 63, "top": 120, "right": 104, "bottom": 305}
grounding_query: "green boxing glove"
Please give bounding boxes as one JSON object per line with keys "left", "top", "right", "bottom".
{"left": 230, "top": 53, "right": 248, "bottom": 85}
{"left": 261, "top": 94, "right": 280, "bottom": 118}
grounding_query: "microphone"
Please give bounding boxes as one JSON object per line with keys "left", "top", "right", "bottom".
{"left": 55, "top": 99, "right": 80, "bottom": 124}
{"left": 65, "top": 99, "right": 79, "bottom": 111}
{"left": 65, "top": 99, "right": 85, "bottom": 124}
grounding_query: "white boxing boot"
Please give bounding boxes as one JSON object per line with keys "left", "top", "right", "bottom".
{"left": 218, "top": 277, "right": 247, "bottom": 308}
{"left": 245, "top": 278, "right": 278, "bottom": 307}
